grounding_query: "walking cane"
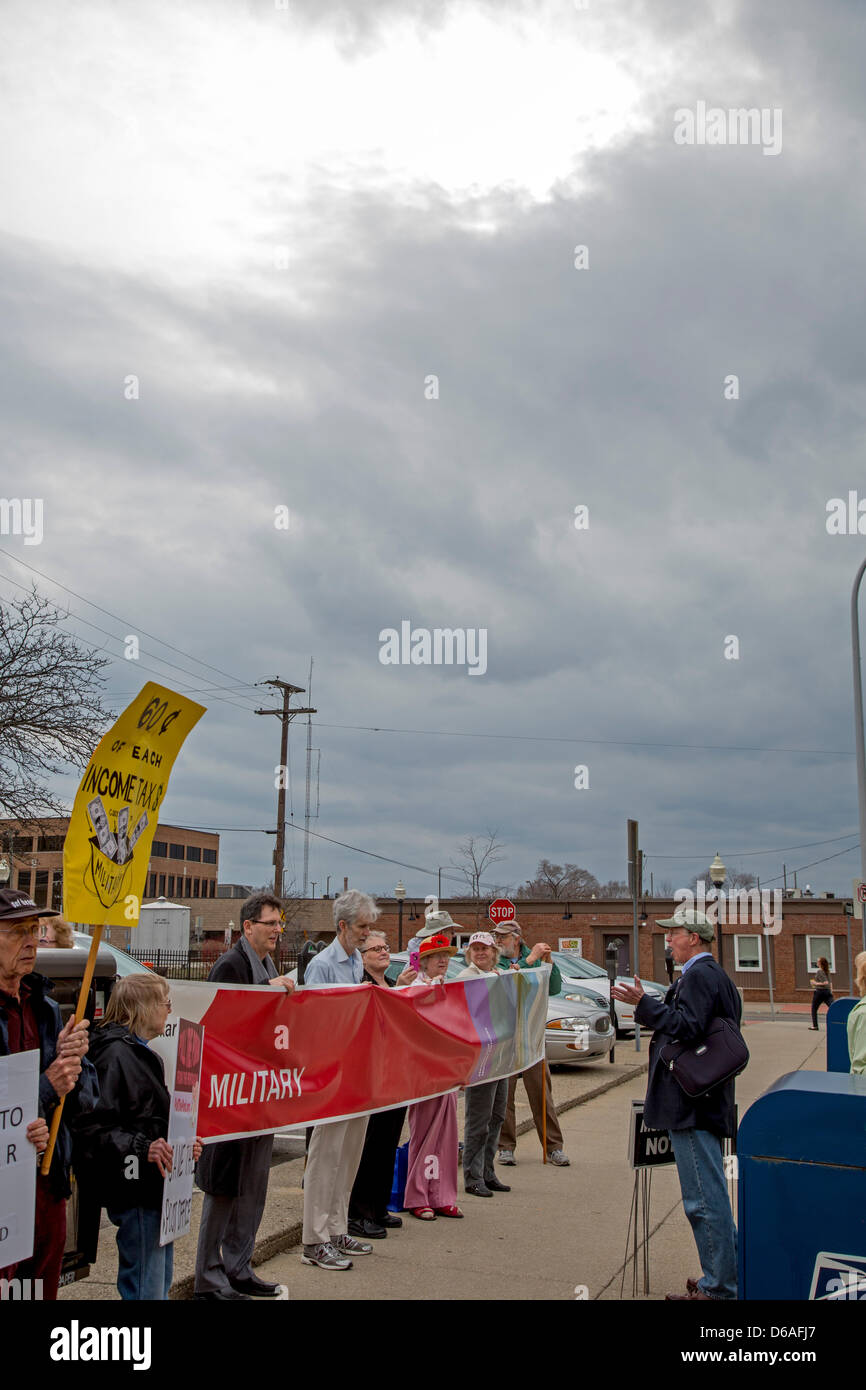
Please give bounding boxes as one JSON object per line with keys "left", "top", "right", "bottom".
{"left": 40, "top": 924, "right": 104, "bottom": 1176}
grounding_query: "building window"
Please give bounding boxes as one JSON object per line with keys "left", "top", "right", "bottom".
{"left": 806, "top": 936, "right": 835, "bottom": 973}
{"left": 17, "top": 869, "right": 31, "bottom": 892}
{"left": 169, "top": 844, "right": 184, "bottom": 860}
{"left": 209, "top": 879, "right": 216, "bottom": 898}
{"left": 12, "top": 835, "right": 34, "bottom": 855}
{"left": 37, "top": 835, "right": 65, "bottom": 852}
{"left": 203, "top": 849, "right": 217, "bottom": 865}
{"left": 192, "top": 878, "right": 200, "bottom": 898}
{"left": 34, "top": 870, "right": 49, "bottom": 908}
{"left": 147, "top": 874, "right": 157, "bottom": 897}
{"left": 158, "top": 874, "right": 166, "bottom": 896}
{"left": 151, "top": 841, "right": 167, "bottom": 858}
{"left": 187, "top": 845, "right": 201, "bottom": 862}
{"left": 51, "top": 873, "right": 63, "bottom": 913}
{"left": 167, "top": 875, "right": 175, "bottom": 897}
{"left": 734, "top": 935, "right": 762, "bottom": 971}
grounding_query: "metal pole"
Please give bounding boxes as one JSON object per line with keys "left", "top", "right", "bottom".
{"left": 852, "top": 557, "right": 866, "bottom": 949}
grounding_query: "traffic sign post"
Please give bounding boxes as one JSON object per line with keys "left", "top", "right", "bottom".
{"left": 853, "top": 879, "right": 866, "bottom": 921}
{"left": 488, "top": 898, "right": 516, "bottom": 926}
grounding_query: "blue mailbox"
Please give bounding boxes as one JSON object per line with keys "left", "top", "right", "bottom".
{"left": 826, "top": 996, "right": 858, "bottom": 1073}
{"left": 738, "top": 1071, "right": 866, "bottom": 1300}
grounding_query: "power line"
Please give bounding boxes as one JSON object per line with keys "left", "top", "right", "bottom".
{"left": 645, "top": 832, "right": 860, "bottom": 860}
{"left": 313, "top": 721, "right": 854, "bottom": 760}
{"left": 0, "top": 547, "right": 261, "bottom": 708}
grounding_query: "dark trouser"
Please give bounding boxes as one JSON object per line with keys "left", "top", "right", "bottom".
{"left": 811, "top": 988, "right": 833, "bottom": 1027}
{"left": 499, "top": 1060, "right": 564, "bottom": 1154}
{"left": 463, "top": 1078, "right": 508, "bottom": 1184}
{"left": 348, "top": 1106, "right": 406, "bottom": 1223}
{"left": 0, "top": 1177, "right": 67, "bottom": 1300}
{"left": 194, "top": 1134, "right": 273, "bottom": 1294}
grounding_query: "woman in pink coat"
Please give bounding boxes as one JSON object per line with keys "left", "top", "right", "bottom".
{"left": 403, "top": 933, "right": 464, "bottom": 1221}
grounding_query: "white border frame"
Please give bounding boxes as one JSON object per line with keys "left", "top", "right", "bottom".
{"left": 805, "top": 935, "right": 836, "bottom": 974}
{"left": 734, "top": 933, "right": 762, "bottom": 972}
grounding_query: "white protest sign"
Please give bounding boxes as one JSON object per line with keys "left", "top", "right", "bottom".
{"left": 160, "top": 1019, "right": 203, "bottom": 1246}
{"left": 0, "top": 1049, "right": 39, "bottom": 1269}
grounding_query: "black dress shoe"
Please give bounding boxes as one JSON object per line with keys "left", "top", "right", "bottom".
{"left": 228, "top": 1273, "right": 283, "bottom": 1298}
{"left": 194, "top": 1289, "right": 253, "bottom": 1301}
{"left": 379, "top": 1213, "right": 402, "bottom": 1228}
{"left": 465, "top": 1181, "right": 493, "bottom": 1197}
{"left": 348, "top": 1218, "right": 387, "bottom": 1239}
{"left": 484, "top": 1176, "right": 511, "bottom": 1192}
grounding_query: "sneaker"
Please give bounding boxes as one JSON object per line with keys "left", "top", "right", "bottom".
{"left": 465, "top": 1180, "right": 493, "bottom": 1197}
{"left": 333, "top": 1232, "right": 373, "bottom": 1256}
{"left": 301, "top": 1242, "right": 352, "bottom": 1270}
{"left": 548, "top": 1149, "right": 570, "bottom": 1166}
{"left": 497, "top": 1148, "right": 516, "bottom": 1165}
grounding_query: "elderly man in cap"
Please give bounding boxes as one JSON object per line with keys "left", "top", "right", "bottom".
{"left": 494, "top": 921, "right": 569, "bottom": 1166}
{"left": 0, "top": 888, "right": 96, "bottom": 1299}
{"left": 612, "top": 908, "right": 744, "bottom": 1301}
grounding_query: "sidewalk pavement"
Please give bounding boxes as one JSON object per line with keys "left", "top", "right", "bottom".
{"left": 60, "top": 1015, "right": 826, "bottom": 1302}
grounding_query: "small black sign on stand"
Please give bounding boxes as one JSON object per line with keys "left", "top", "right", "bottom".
{"left": 621, "top": 1101, "right": 677, "bottom": 1297}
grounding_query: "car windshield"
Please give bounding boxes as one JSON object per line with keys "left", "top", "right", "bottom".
{"left": 552, "top": 951, "right": 608, "bottom": 980}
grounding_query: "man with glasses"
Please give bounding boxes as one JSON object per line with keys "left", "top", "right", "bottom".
{"left": 493, "top": 922, "right": 570, "bottom": 1167}
{"left": 347, "top": 930, "right": 417, "bottom": 1239}
{"left": 194, "top": 892, "right": 295, "bottom": 1300}
{"left": 300, "top": 889, "right": 383, "bottom": 1269}
{"left": 612, "top": 909, "right": 743, "bottom": 1301}
{"left": 0, "top": 888, "right": 96, "bottom": 1299}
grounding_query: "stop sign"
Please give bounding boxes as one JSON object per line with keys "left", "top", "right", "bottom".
{"left": 489, "top": 897, "right": 516, "bottom": 925}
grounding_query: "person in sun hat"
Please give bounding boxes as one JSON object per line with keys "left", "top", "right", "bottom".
{"left": 0, "top": 887, "right": 96, "bottom": 1299}
{"left": 457, "top": 932, "right": 511, "bottom": 1197}
{"left": 612, "top": 907, "right": 744, "bottom": 1301}
{"left": 402, "top": 932, "right": 465, "bottom": 1220}
{"left": 405, "top": 907, "right": 458, "bottom": 959}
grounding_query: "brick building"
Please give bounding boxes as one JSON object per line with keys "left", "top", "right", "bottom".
{"left": 369, "top": 894, "right": 862, "bottom": 1005}
{"left": 0, "top": 817, "right": 219, "bottom": 921}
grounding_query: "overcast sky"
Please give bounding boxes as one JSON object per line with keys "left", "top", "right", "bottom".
{"left": 2, "top": 0, "right": 864, "bottom": 903}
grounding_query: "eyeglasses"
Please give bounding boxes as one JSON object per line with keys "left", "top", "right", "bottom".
{"left": 362, "top": 944, "right": 389, "bottom": 954}
{"left": 251, "top": 919, "right": 284, "bottom": 930}
{"left": 0, "top": 922, "right": 40, "bottom": 939}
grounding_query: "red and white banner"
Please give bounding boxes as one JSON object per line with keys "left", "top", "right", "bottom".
{"left": 153, "top": 971, "right": 548, "bottom": 1142}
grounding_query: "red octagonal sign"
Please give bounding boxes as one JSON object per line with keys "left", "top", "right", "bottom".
{"left": 489, "top": 897, "right": 516, "bottom": 925}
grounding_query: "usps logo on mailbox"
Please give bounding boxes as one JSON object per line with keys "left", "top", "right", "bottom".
{"left": 488, "top": 898, "right": 515, "bottom": 925}
{"left": 809, "top": 1251, "right": 866, "bottom": 1300}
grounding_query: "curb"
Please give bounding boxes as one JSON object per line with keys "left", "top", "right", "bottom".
{"left": 513, "top": 1061, "right": 649, "bottom": 1138}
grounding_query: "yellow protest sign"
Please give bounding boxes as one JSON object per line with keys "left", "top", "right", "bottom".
{"left": 63, "top": 683, "right": 206, "bottom": 927}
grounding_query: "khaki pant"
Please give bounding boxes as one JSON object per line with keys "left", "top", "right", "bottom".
{"left": 498, "top": 1059, "right": 563, "bottom": 1154}
{"left": 302, "top": 1115, "right": 369, "bottom": 1247}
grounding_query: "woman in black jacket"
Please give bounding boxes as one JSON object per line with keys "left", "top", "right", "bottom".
{"left": 74, "top": 974, "right": 201, "bottom": 1300}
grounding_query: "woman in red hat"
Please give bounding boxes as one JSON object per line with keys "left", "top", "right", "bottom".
{"left": 403, "top": 933, "right": 464, "bottom": 1220}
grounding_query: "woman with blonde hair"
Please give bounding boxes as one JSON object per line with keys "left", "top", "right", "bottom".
{"left": 37, "top": 917, "right": 74, "bottom": 948}
{"left": 848, "top": 952, "right": 866, "bottom": 1075}
{"left": 73, "top": 973, "right": 202, "bottom": 1299}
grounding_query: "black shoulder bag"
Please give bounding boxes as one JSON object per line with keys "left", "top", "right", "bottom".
{"left": 658, "top": 1013, "right": 749, "bottom": 1099}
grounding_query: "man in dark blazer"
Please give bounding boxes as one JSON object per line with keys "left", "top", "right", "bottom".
{"left": 193, "top": 892, "right": 294, "bottom": 1300}
{"left": 612, "top": 909, "right": 743, "bottom": 1301}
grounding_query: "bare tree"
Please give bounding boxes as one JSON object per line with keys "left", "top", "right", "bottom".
{"left": 451, "top": 830, "right": 507, "bottom": 925}
{"left": 516, "top": 859, "right": 601, "bottom": 899}
{"left": 597, "top": 878, "right": 629, "bottom": 897}
{"left": 0, "top": 587, "right": 114, "bottom": 821}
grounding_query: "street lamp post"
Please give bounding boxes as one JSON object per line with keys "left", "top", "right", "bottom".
{"left": 852, "top": 558, "right": 866, "bottom": 950}
{"left": 709, "top": 852, "right": 726, "bottom": 971}
{"left": 395, "top": 880, "right": 406, "bottom": 951}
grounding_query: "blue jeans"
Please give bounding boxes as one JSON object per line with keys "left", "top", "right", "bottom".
{"left": 107, "top": 1206, "right": 174, "bottom": 1301}
{"left": 669, "top": 1128, "right": 738, "bottom": 1299}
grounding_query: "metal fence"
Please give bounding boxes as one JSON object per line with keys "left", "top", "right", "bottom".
{"left": 123, "top": 946, "right": 300, "bottom": 980}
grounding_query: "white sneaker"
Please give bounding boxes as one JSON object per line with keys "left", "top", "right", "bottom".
{"left": 497, "top": 1149, "right": 516, "bottom": 1166}
{"left": 301, "top": 1242, "right": 352, "bottom": 1270}
{"left": 549, "top": 1149, "right": 570, "bottom": 1167}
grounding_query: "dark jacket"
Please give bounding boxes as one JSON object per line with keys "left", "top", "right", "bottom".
{"left": 195, "top": 940, "right": 270, "bottom": 1196}
{"left": 497, "top": 942, "right": 562, "bottom": 996}
{"left": 635, "top": 954, "right": 743, "bottom": 1137}
{"left": 0, "top": 970, "right": 98, "bottom": 1199}
{"left": 72, "top": 1022, "right": 170, "bottom": 1212}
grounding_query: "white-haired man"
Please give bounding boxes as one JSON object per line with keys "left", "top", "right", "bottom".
{"left": 301, "top": 890, "right": 380, "bottom": 1270}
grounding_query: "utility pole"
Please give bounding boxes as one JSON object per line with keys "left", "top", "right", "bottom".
{"left": 255, "top": 679, "right": 315, "bottom": 900}
{"left": 303, "top": 659, "right": 314, "bottom": 897}
{"left": 627, "top": 819, "right": 642, "bottom": 1053}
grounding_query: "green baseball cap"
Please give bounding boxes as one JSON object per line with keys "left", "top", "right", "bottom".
{"left": 657, "top": 908, "right": 714, "bottom": 942}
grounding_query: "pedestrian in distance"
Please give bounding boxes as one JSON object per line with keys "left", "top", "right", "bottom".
{"left": 73, "top": 974, "right": 203, "bottom": 1300}
{"left": 301, "top": 889, "right": 381, "bottom": 1269}
{"left": 457, "top": 932, "right": 511, "bottom": 1198}
{"left": 664, "top": 942, "right": 675, "bottom": 985}
{"left": 808, "top": 956, "right": 833, "bottom": 1030}
{"left": 347, "top": 930, "right": 417, "bottom": 1239}
{"left": 613, "top": 908, "right": 744, "bottom": 1301}
{"left": 193, "top": 892, "right": 294, "bottom": 1300}
{"left": 0, "top": 889, "right": 96, "bottom": 1300}
{"left": 847, "top": 951, "right": 866, "bottom": 1074}
{"left": 493, "top": 922, "right": 570, "bottom": 1167}
{"left": 403, "top": 932, "right": 464, "bottom": 1220}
